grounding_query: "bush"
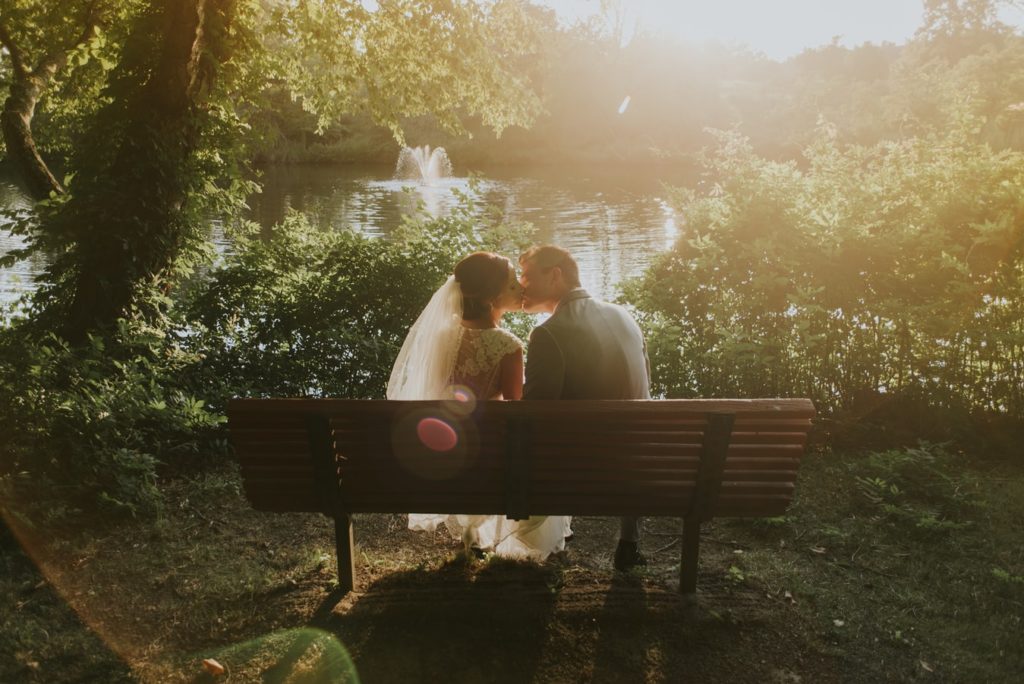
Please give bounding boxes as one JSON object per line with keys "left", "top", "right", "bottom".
{"left": 849, "top": 442, "right": 979, "bottom": 534}
{"left": 625, "top": 117, "right": 1024, "bottom": 434}
{"left": 0, "top": 321, "right": 227, "bottom": 522}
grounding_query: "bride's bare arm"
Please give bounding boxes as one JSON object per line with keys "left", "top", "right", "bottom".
{"left": 499, "top": 348, "right": 524, "bottom": 400}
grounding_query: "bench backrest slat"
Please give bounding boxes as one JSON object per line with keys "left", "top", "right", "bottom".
{"left": 228, "top": 398, "right": 815, "bottom": 518}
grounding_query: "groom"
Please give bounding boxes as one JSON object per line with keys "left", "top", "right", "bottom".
{"left": 518, "top": 245, "right": 652, "bottom": 571}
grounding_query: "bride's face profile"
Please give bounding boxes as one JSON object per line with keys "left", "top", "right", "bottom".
{"left": 492, "top": 266, "right": 524, "bottom": 314}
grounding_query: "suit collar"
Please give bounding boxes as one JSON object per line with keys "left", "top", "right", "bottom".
{"left": 552, "top": 288, "right": 590, "bottom": 315}
{"left": 563, "top": 287, "right": 590, "bottom": 302}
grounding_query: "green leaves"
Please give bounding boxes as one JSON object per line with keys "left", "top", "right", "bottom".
{"left": 627, "top": 120, "right": 1024, "bottom": 421}
{"left": 0, "top": 321, "right": 229, "bottom": 519}
{"left": 257, "top": 0, "right": 544, "bottom": 142}
{"left": 845, "top": 443, "right": 977, "bottom": 534}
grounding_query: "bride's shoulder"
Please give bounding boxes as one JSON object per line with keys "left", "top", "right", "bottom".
{"left": 489, "top": 327, "right": 524, "bottom": 352}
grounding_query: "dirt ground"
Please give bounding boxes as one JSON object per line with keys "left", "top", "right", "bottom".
{"left": 3, "top": 449, "right": 1022, "bottom": 683}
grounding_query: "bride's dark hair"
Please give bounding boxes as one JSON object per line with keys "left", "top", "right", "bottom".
{"left": 454, "top": 252, "right": 512, "bottom": 320}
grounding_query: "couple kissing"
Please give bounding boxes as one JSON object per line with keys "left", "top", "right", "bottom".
{"left": 387, "top": 245, "right": 651, "bottom": 570}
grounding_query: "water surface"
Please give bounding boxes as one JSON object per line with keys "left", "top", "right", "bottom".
{"left": 1, "top": 162, "right": 691, "bottom": 305}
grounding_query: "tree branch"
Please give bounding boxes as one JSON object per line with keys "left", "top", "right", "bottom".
{"left": 32, "top": 0, "right": 102, "bottom": 80}
{"left": 0, "top": 18, "right": 29, "bottom": 78}
{"left": 187, "top": 0, "right": 235, "bottom": 103}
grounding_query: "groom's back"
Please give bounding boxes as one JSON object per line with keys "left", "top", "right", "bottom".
{"left": 525, "top": 290, "right": 650, "bottom": 400}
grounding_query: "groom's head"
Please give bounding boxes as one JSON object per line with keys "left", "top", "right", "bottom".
{"left": 519, "top": 245, "right": 580, "bottom": 314}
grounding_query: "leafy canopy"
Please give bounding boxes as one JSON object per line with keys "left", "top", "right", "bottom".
{"left": 250, "top": 0, "right": 547, "bottom": 141}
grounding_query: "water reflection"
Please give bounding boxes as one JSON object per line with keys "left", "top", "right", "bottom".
{"left": 657, "top": 197, "right": 680, "bottom": 251}
{"left": 0, "top": 170, "right": 37, "bottom": 312}
{"left": 2, "top": 163, "right": 690, "bottom": 304}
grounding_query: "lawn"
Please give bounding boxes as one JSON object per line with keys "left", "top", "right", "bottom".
{"left": 2, "top": 444, "right": 1022, "bottom": 682}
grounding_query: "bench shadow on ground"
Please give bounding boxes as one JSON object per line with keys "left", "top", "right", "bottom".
{"left": 590, "top": 573, "right": 650, "bottom": 684}
{"left": 176, "top": 553, "right": 821, "bottom": 684}
{"left": 303, "top": 556, "right": 772, "bottom": 684}
{"left": 314, "top": 555, "right": 561, "bottom": 683}
{"left": 584, "top": 572, "right": 764, "bottom": 684}
{"left": 177, "top": 513, "right": 822, "bottom": 683}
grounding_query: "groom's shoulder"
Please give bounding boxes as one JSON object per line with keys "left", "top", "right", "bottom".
{"left": 546, "top": 294, "right": 608, "bottom": 322}
{"left": 587, "top": 298, "right": 644, "bottom": 335}
{"left": 578, "top": 295, "right": 632, "bottom": 320}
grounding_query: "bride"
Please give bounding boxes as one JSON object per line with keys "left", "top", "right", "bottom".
{"left": 387, "top": 251, "right": 570, "bottom": 560}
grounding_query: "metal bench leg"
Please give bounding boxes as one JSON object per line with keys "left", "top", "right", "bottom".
{"left": 680, "top": 516, "right": 700, "bottom": 597}
{"left": 307, "top": 413, "right": 354, "bottom": 594}
{"left": 680, "top": 412, "right": 734, "bottom": 601}
{"left": 335, "top": 514, "right": 355, "bottom": 594}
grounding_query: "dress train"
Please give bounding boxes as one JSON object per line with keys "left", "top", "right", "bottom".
{"left": 408, "top": 512, "right": 572, "bottom": 561}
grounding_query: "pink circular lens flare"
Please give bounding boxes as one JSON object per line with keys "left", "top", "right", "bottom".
{"left": 416, "top": 417, "right": 458, "bottom": 452}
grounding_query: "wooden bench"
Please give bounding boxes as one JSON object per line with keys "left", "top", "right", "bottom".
{"left": 228, "top": 398, "right": 815, "bottom": 598}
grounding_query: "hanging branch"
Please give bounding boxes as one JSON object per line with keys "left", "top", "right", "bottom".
{"left": 0, "top": 0, "right": 103, "bottom": 199}
{"left": 0, "top": 19, "right": 30, "bottom": 78}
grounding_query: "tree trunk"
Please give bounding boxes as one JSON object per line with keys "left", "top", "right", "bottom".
{"left": 0, "top": 8, "right": 100, "bottom": 200}
{"left": 1, "top": 75, "right": 63, "bottom": 200}
{"left": 60, "top": 0, "right": 236, "bottom": 342}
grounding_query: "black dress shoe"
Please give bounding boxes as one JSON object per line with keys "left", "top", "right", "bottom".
{"left": 613, "top": 540, "right": 648, "bottom": 571}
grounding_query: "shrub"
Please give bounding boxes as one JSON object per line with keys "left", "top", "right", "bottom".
{"left": 0, "top": 321, "right": 227, "bottom": 522}
{"left": 849, "top": 442, "right": 978, "bottom": 534}
{"left": 625, "top": 118, "right": 1024, "bottom": 434}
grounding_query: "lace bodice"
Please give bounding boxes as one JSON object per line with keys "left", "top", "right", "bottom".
{"left": 450, "top": 327, "right": 523, "bottom": 400}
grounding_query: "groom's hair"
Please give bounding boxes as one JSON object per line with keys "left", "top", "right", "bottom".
{"left": 519, "top": 245, "right": 581, "bottom": 288}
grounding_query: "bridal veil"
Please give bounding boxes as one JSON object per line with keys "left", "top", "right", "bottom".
{"left": 386, "top": 275, "right": 465, "bottom": 400}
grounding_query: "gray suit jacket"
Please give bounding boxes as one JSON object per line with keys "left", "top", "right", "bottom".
{"left": 523, "top": 289, "right": 651, "bottom": 400}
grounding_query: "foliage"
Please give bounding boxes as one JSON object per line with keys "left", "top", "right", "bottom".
{"left": 257, "top": 0, "right": 549, "bottom": 142}
{"left": 251, "top": 1, "right": 1024, "bottom": 166}
{"left": 0, "top": 0, "right": 553, "bottom": 342}
{"left": 0, "top": 0, "right": 251, "bottom": 341}
{"left": 0, "top": 0, "right": 143, "bottom": 198}
{"left": 0, "top": 0, "right": 122, "bottom": 72}
{"left": 5, "top": 0, "right": 1024, "bottom": 174}
{"left": 0, "top": 320, "right": 228, "bottom": 521}
{"left": 2, "top": 0, "right": 552, "bottom": 511}
{"left": 2, "top": 0, "right": 1023, "bottom": 521}
{"left": 850, "top": 442, "right": 977, "bottom": 533}
{"left": 4, "top": 1, "right": 144, "bottom": 136}
{"left": 624, "top": 115, "right": 1024, "bottom": 428}
{"left": 992, "top": 567, "right": 1024, "bottom": 585}
{"left": 733, "top": 445, "right": 1024, "bottom": 681}
{"left": 175, "top": 190, "right": 535, "bottom": 406}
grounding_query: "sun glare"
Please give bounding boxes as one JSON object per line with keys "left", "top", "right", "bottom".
{"left": 542, "top": 0, "right": 1024, "bottom": 59}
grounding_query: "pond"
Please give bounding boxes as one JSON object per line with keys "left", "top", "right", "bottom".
{"left": 1, "top": 160, "right": 693, "bottom": 305}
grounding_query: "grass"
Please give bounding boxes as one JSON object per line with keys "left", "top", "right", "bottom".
{"left": 1, "top": 444, "right": 1022, "bottom": 682}
{"left": 737, "top": 445, "right": 1024, "bottom": 680}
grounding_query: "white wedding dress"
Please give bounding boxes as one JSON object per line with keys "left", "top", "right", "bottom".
{"left": 388, "top": 277, "right": 570, "bottom": 561}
